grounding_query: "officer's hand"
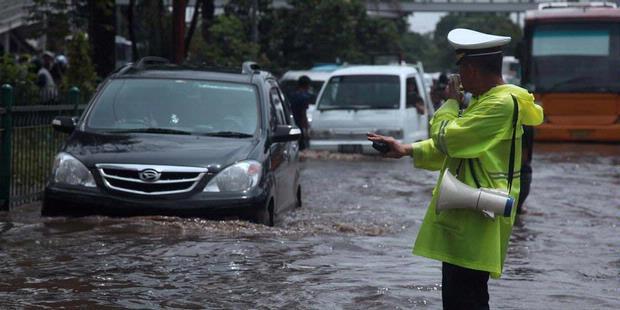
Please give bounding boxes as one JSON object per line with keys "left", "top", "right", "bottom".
{"left": 446, "top": 75, "right": 464, "bottom": 104}
{"left": 366, "top": 133, "right": 411, "bottom": 158}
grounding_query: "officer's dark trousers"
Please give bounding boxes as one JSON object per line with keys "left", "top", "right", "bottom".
{"left": 442, "top": 262, "right": 490, "bottom": 310}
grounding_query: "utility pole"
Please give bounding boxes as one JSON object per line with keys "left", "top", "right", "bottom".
{"left": 172, "top": 0, "right": 187, "bottom": 64}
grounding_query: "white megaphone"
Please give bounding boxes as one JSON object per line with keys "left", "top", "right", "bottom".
{"left": 436, "top": 170, "right": 514, "bottom": 219}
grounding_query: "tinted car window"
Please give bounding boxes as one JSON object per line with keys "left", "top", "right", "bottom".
{"left": 318, "top": 75, "right": 400, "bottom": 110}
{"left": 87, "top": 79, "right": 259, "bottom": 135}
{"left": 270, "top": 88, "right": 287, "bottom": 126}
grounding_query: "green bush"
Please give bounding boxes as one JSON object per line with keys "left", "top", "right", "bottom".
{"left": 0, "top": 54, "right": 40, "bottom": 105}
{"left": 63, "top": 32, "right": 98, "bottom": 100}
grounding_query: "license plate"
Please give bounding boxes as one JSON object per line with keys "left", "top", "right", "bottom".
{"left": 570, "top": 130, "right": 592, "bottom": 138}
{"left": 338, "top": 144, "right": 363, "bottom": 153}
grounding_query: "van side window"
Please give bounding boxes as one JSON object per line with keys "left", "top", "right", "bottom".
{"left": 406, "top": 77, "right": 425, "bottom": 114}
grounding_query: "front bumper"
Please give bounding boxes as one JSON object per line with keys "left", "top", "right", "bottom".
{"left": 535, "top": 124, "right": 620, "bottom": 142}
{"left": 42, "top": 184, "right": 270, "bottom": 217}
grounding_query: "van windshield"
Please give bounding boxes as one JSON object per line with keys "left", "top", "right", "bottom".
{"left": 86, "top": 79, "right": 259, "bottom": 136}
{"left": 317, "top": 75, "right": 400, "bottom": 110}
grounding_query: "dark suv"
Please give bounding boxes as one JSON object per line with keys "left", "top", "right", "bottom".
{"left": 42, "top": 58, "right": 302, "bottom": 226}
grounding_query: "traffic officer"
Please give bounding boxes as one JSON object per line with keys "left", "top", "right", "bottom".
{"left": 368, "top": 28, "right": 544, "bottom": 309}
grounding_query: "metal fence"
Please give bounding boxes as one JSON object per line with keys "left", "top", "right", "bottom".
{"left": 0, "top": 84, "right": 89, "bottom": 209}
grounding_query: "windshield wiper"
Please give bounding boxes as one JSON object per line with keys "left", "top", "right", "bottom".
{"left": 202, "top": 131, "right": 253, "bottom": 138}
{"left": 108, "top": 128, "right": 192, "bottom": 135}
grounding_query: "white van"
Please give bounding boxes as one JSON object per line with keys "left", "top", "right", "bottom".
{"left": 309, "top": 64, "right": 433, "bottom": 153}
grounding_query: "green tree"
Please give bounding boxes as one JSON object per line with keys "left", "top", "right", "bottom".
{"left": 401, "top": 32, "right": 441, "bottom": 71}
{"left": 28, "top": 0, "right": 72, "bottom": 51}
{"left": 87, "top": 0, "right": 116, "bottom": 77}
{"left": 188, "top": 15, "right": 259, "bottom": 67}
{"left": 63, "top": 32, "right": 98, "bottom": 98}
{"left": 251, "top": 0, "right": 407, "bottom": 70}
{"left": 434, "top": 13, "right": 522, "bottom": 71}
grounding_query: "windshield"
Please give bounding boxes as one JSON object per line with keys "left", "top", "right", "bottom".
{"left": 527, "top": 23, "right": 620, "bottom": 93}
{"left": 86, "top": 79, "right": 259, "bottom": 136}
{"left": 317, "top": 75, "right": 400, "bottom": 110}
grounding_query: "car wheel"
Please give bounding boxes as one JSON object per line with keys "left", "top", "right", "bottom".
{"left": 254, "top": 200, "right": 274, "bottom": 226}
{"left": 296, "top": 185, "right": 302, "bottom": 208}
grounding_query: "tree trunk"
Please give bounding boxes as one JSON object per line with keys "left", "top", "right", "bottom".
{"left": 172, "top": 0, "right": 186, "bottom": 64}
{"left": 128, "top": 0, "right": 138, "bottom": 61}
{"left": 200, "top": 0, "right": 215, "bottom": 43}
{"left": 158, "top": 0, "right": 166, "bottom": 57}
{"left": 87, "top": 0, "right": 116, "bottom": 77}
{"left": 184, "top": 1, "right": 200, "bottom": 58}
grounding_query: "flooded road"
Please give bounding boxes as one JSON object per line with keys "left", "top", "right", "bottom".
{"left": 1, "top": 143, "right": 619, "bottom": 309}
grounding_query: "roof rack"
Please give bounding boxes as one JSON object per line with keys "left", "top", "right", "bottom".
{"left": 538, "top": 1, "right": 617, "bottom": 10}
{"left": 242, "top": 61, "right": 261, "bottom": 74}
{"left": 134, "top": 56, "right": 170, "bottom": 69}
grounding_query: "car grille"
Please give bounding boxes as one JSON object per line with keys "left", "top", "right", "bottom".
{"left": 95, "top": 164, "right": 209, "bottom": 195}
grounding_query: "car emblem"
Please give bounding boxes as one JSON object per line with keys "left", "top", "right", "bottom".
{"left": 139, "top": 169, "right": 161, "bottom": 182}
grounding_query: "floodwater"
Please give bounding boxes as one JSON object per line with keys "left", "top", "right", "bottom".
{"left": 0, "top": 144, "right": 619, "bottom": 309}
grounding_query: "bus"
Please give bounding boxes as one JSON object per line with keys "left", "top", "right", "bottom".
{"left": 520, "top": 2, "right": 620, "bottom": 141}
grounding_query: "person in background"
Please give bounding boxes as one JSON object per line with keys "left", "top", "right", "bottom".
{"left": 430, "top": 72, "right": 449, "bottom": 110}
{"left": 50, "top": 54, "right": 68, "bottom": 85}
{"left": 37, "top": 51, "right": 58, "bottom": 104}
{"left": 407, "top": 78, "right": 426, "bottom": 115}
{"left": 517, "top": 125, "right": 534, "bottom": 216}
{"left": 289, "top": 75, "right": 313, "bottom": 150}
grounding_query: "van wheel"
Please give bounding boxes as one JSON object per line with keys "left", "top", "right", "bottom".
{"left": 296, "top": 186, "right": 302, "bottom": 208}
{"left": 254, "top": 200, "right": 274, "bottom": 226}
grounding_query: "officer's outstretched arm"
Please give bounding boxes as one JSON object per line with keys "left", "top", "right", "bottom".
{"left": 431, "top": 97, "right": 513, "bottom": 158}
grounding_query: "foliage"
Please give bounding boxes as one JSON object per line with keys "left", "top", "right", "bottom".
{"left": 401, "top": 32, "right": 441, "bottom": 71}
{"left": 27, "top": 0, "right": 72, "bottom": 52}
{"left": 63, "top": 32, "right": 97, "bottom": 98}
{"left": 188, "top": 15, "right": 259, "bottom": 67}
{"left": 250, "top": 0, "right": 407, "bottom": 70}
{"left": 434, "top": 13, "right": 522, "bottom": 71}
{"left": 0, "top": 55, "right": 39, "bottom": 105}
{"left": 134, "top": 0, "right": 171, "bottom": 59}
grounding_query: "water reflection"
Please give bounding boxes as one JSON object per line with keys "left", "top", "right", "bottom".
{"left": 0, "top": 144, "right": 619, "bottom": 308}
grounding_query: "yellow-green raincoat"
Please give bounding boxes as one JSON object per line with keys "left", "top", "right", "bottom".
{"left": 411, "top": 84, "right": 543, "bottom": 278}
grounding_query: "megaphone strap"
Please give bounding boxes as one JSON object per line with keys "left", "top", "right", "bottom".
{"left": 507, "top": 95, "right": 519, "bottom": 194}
{"left": 468, "top": 159, "right": 482, "bottom": 188}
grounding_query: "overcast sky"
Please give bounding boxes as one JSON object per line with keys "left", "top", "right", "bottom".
{"left": 408, "top": 12, "right": 524, "bottom": 34}
{"left": 408, "top": 12, "right": 446, "bottom": 34}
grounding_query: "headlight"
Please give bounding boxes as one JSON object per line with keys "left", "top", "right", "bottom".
{"left": 52, "top": 152, "right": 96, "bottom": 187}
{"left": 310, "top": 129, "right": 332, "bottom": 139}
{"left": 376, "top": 129, "right": 404, "bottom": 139}
{"left": 203, "top": 160, "right": 262, "bottom": 192}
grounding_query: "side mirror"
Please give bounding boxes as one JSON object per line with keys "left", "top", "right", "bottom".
{"left": 271, "top": 125, "right": 301, "bottom": 143}
{"left": 51, "top": 116, "right": 78, "bottom": 134}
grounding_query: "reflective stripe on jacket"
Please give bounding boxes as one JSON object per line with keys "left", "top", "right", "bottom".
{"left": 411, "top": 84, "right": 543, "bottom": 278}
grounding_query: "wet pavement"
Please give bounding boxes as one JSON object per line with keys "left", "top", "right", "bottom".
{"left": 0, "top": 143, "right": 619, "bottom": 309}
